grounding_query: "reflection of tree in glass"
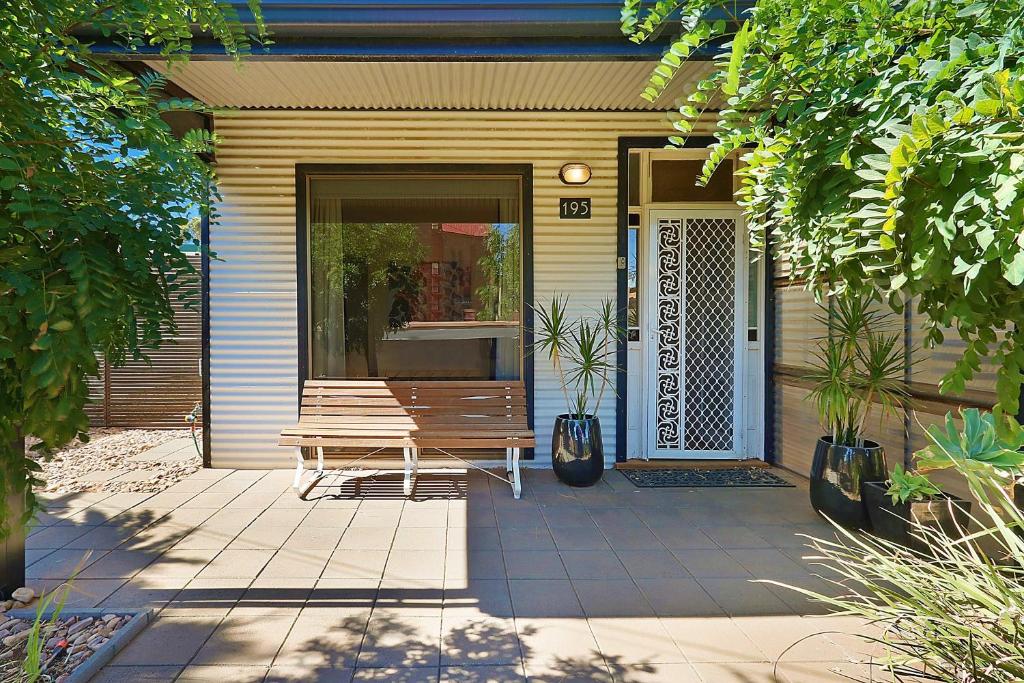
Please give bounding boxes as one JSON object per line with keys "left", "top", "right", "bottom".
{"left": 475, "top": 224, "right": 521, "bottom": 322}
{"left": 311, "top": 222, "right": 425, "bottom": 375}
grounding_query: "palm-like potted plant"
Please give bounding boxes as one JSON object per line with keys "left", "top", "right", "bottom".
{"left": 862, "top": 463, "right": 972, "bottom": 552}
{"left": 533, "top": 295, "right": 622, "bottom": 487}
{"left": 806, "top": 293, "right": 910, "bottom": 528}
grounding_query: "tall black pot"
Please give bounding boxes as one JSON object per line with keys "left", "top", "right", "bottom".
{"left": 552, "top": 414, "right": 604, "bottom": 487}
{"left": 809, "top": 437, "right": 887, "bottom": 529}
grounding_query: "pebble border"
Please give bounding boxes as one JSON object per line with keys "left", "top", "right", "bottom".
{"left": 7, "top": 608, "right": 152, "bottom": 683}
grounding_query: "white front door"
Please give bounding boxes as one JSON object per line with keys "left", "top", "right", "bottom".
{"left": 644, "top": 209, "right": 745, "bottom": 459}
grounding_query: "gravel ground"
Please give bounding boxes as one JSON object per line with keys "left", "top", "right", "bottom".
{"left": 31, "top": 429, "right": 202, "bottom": 495}
{"left": 0, "top": 612, "right": 131, "bottom": 682}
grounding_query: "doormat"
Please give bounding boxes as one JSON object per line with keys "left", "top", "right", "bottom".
{"left": 620, "top": 467, "right": 795, "bottom": 488}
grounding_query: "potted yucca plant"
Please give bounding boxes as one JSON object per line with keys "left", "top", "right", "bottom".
{"left": 533, "top": 295, "right": 622, "bottom": 487}
{"left": 806, "top": 293, "right": 910, "bottom": 528}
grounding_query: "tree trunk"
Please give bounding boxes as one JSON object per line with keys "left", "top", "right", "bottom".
{"left": 1, "top": 436, "right": 26, "bottom": 599}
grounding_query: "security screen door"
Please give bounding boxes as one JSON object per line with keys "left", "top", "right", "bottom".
{"left": 644, "top": 209, "right": 744, "bottom": 459}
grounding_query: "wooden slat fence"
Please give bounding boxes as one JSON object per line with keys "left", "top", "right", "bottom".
{"left": 85, "top": 253, "right": 202, "bottom": 428}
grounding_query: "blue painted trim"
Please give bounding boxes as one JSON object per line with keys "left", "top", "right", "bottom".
{"left": 99, "top": 38, "right": 718, "bottom": 61}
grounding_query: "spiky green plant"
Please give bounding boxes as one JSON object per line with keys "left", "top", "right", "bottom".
{"left": 805, "top": 292, "right": 910, "bottom": 447}
{"left": 769, "top": 415, "right": 1024, "bottom": 682}
{"left": 533, "top": 296, "right": 623, "bottom": 420}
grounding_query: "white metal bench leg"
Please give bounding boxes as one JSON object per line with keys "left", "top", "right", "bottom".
{"left": 294, "top": 446, "right": 326, "bottom": 498}
{"left": 293, "top": 451, "right": 305, "bottom": 489}
{"left": 509, "top": 447, "right": 521, "bottom": 500}
{"left": 403, "top": 447, "right": 419, "bottom": 496}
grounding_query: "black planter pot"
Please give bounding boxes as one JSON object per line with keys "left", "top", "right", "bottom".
{"left": 809, "top": 437, "right": 887, "bottom": 529}
{"left": 863, "top": 482, "right": 972, "bottom": 552}
{"left": 551, "top": 414, "right": 604, "bottom": 487}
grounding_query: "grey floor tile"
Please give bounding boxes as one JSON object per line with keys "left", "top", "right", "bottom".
{"left": 358, "top": 614, "right": 442, "bottom": 667}
{"left": 572, "top": 579, "right": 654, "bottom": 618}
{"left": 352, "top": 668, "right": 440, "bottom": 682}
{"left": 91, "top": 665, "right": 182, "bottom": 683}
{"left": 384, "top": 550, "right": 447, "bottom": 580}
{"left": 559, "top": 550, "right": 629, "bottom": 580}
{"left": 508, "top": 579, "right": 583, "bottom": 618}
{"left": 440, "top": 664, "right": 525, "bottom": 682}
{"left": 192, "top": 614, "right": 298, "bottom": 666}
{"left": 176, "top": 665, "right": 270, "bottom": 682}
{"left": 673, "top": 548, "right": 753, "bottom": 579}
{"left": 634, "top": 578, "right": 726, "bottom": 618}
{"left": 78, "top": 549, "right": 160, "bottom": 579}
{"left": 615, "top": 550, "right": 689, "bottom": 579}
{"left": 701, "top": 526, "right": 773, "bottom": 549}
{"left": 445, "top": 550, "right": 507, "bottom": 581}
{"left": 441, "top": 615, "right": 521, "bottom": 666}
{"left": 696, "top": 578, "right": 795, "bottom": 617}
{"left": 497, "top": 527, "right": 555, "bottom": 551}
{"left": 548, "top": 524, "right": 612, "bottom": 551}
{"left": 661, "top": 616, "right": 766, "bottom": 663}
{"left": 266, "top": 665, "right": 355, "bottom": 682}
{"left": 443, "top": 579, "right": 514, "bottom": 618}
{"left": 588, "top": 617, "right": 687, "bottom": 665}
{"left": 198, "top": 548, "right": 275, "bottom": 579}
{"left": 275, "top": 608, "right": 369, "bottom": 669}
{"left": 504, "top": 550, "right": 567, "bottom": 580}
{"left": 111, "top": 616, "right": 221, "bottom": 666}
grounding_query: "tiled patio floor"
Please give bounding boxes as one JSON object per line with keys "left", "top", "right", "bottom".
{"left": 27, "top": 466, "right": 880, "bottom": 682}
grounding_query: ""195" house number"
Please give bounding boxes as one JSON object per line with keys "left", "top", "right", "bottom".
{"left": 559, "top": 198, "right": 592, "bottom": 219}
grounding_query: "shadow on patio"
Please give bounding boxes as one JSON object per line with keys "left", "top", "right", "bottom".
{"left": 26, "top": 467, "right": 882, "bottom": 683}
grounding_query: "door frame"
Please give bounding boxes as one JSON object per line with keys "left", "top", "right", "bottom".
{"left": 642, "top": 205, "right": 747, "bottom": 460}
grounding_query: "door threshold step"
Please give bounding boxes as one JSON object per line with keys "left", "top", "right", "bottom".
{"left": 614, "top": 459, "right": 770, "bottom": 471}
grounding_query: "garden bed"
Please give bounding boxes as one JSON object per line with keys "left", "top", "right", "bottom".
{"left": 0, "top": 609, "right": 151, "bottom": 683}
{"left": 29, "top": 429, "right": 202, "bottom": 495}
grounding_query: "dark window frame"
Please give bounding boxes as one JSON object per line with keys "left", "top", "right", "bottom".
{"left": 295, "top": 162, "right": 535, "bottom": 456}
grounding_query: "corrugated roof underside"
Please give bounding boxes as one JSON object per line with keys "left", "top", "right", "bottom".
{"left": 147, "top": 60, "right": 712, "bottom": 111}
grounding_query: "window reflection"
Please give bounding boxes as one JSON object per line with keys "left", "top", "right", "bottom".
{"left": 308, "top": 176, "right": 522, "bottom": 380}
{"left": 627, "top": 225, "right": 640, "bottom": 341}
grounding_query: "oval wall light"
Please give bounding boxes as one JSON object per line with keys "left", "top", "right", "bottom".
{"left": 559, "top": 163, "right": 592, "bottom": 185}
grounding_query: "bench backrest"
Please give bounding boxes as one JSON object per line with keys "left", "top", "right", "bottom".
{"left": 299, "top": 380, "right": 528, "bottom": 430}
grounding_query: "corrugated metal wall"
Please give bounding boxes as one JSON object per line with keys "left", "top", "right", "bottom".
{"left": 210, "top": 110, "right": 697, "bottom": 469}
{"left": 86, "top": 253, "right": 202, "bottom": 428}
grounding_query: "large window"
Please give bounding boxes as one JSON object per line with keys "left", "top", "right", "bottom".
{"left": 307, "top": 174, "right": 523, "bottom": 380}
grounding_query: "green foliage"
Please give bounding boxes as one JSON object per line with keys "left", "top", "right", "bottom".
{"left": 475, "top": 225, "right": 521, "bottom": 323}
{"left": 622, "top": 0, "right": 1024, "bottom": 413}
{"left": 533, "top": 296, "right": 622, "bottom": 420}
{"left": 915, "top": 407, "right": 1024, "bottom": 477}
{"left": 0, "top": 1, "right": 266, "bottom": 535}
{"left": 18, "top": 579, "right": 74, "bottom": 683}
{"left": 886, "top": 463, "right": 942, "bottom": 505}
{"left": 805, "top": 292, "right": 909, "bottom": 446}
{"left": 770, "top": 422, "right": 1024, "bottom": 681}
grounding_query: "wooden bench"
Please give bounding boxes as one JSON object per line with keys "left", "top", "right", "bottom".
{"left": 279, "top": 380, "right": 534, "bottom": 499}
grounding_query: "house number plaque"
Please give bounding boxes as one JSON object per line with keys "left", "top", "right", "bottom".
{"left": 559, "top": 198, "right": 591, "bottom": 219}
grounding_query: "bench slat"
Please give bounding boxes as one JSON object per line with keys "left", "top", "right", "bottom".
{"left": 303, "top": 387, "right": 526, "bottom": 397}
{"left": 300, "top": 396, "right": 527, "bottom": 407}
{"left": 297, "top": 406, "right": 527, "bottom": 416}
{"left": 303, "top": 380, "right": 522, "bottom": 389}
{"left": 280, "top": 436, "right": 536, "bottom": 448}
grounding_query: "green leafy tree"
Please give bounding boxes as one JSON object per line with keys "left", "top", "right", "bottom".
{"left": 0, "top": 0, "right": 266, "bottom": 534}
{"left": 475, "top": 224, "right": 521, "bottom": 322}
{"left": 622, "top": 0, "right": 1024, "bottom": 412}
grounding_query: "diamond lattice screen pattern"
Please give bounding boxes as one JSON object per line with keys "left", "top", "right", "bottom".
{"left": 683, "top": 217, "right": 736, "bottom": 452}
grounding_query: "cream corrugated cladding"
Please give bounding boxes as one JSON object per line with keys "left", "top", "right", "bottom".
{"left": 207, "top": 110, "right": 716, "bottom": 468}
